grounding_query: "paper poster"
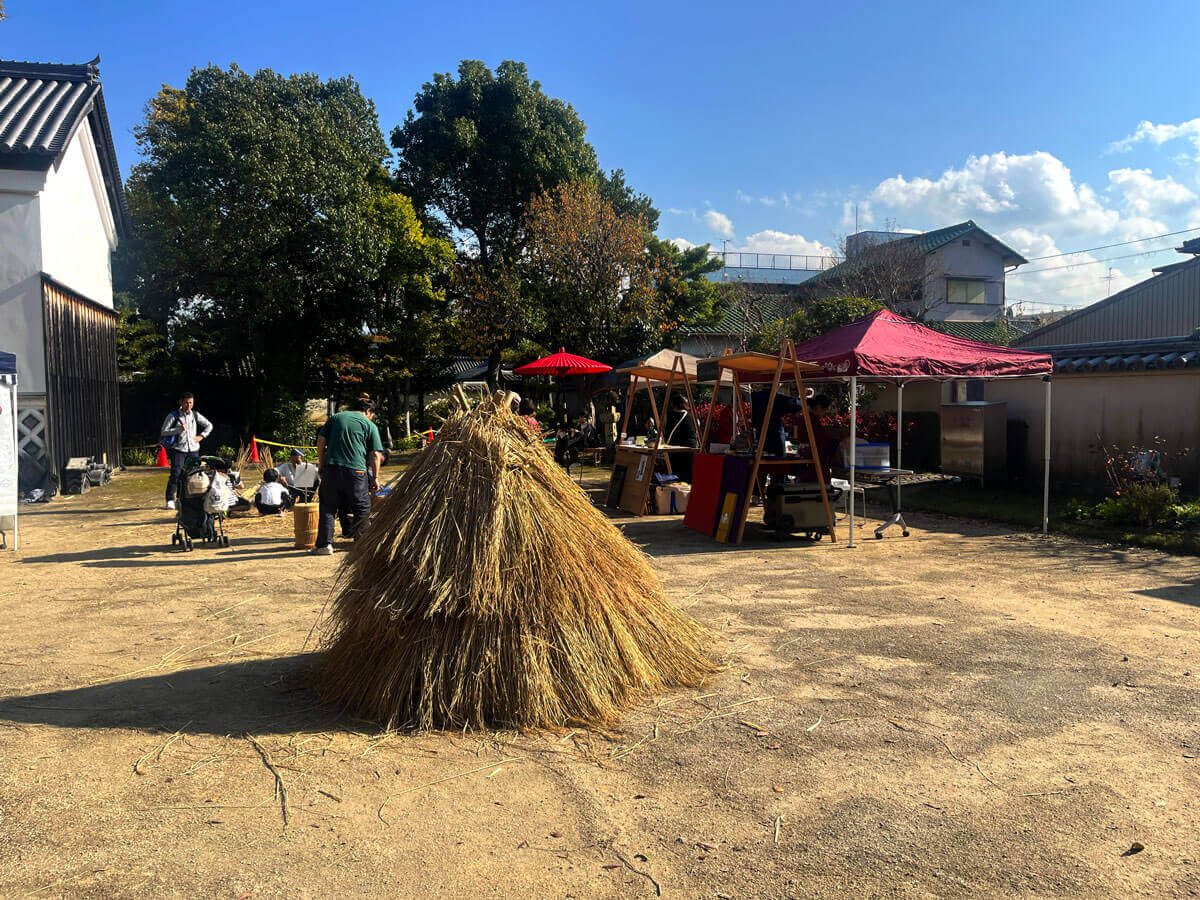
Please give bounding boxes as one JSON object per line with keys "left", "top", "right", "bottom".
{"left": 635, "top": 453, "right": 648, "bottom": 482}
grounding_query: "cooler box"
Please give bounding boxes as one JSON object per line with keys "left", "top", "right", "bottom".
{"left": 838, "top": 440, "right": 890, "bottom": 469}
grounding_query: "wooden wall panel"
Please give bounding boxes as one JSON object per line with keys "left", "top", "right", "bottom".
{"left": 41, "top": 277, "right": 122, "bottom": 475}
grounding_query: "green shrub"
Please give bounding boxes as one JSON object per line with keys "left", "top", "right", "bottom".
{"left": 122, "top": 446, "right": 156, "bottom": 467}
{"left": 535, "top": 403, "right": 556, "bottom": 428}
{"left": 393, "top": 434, "right": 423, "bottom": 451}
{"left": 1091, "top": 484, "right": 1178, "bottom": 528}
{"left": 267, "top": 399, "right": 319, "bottom": 448}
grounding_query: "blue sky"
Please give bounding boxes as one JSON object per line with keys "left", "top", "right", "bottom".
{"left": 4, "top": 0, "right": 1198, "bottom": 308}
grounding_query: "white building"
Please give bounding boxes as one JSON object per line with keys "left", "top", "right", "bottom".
{"left": 0, "top": 56, "right": 130, "bottom": 489}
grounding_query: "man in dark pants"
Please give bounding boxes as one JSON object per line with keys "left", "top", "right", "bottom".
{"left": 160, "top": 391, "right": 213, "bottom": 510}
{"left": 311, "top": 398, "right": 383, "bottom": 556}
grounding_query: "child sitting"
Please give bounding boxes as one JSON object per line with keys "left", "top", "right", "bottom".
{"left": 254, "top": 468, "right": 294, "bottom": 516}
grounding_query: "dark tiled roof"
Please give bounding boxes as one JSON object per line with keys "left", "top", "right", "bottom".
{"left": 680, "top": 294, "right": 802, "bottom": 336}
{"left": 803, "top": 220, "right": 1028, "bottom": 291}
{"left": 1038, "top": 335, "right": 1200, "bottom": 373}
{"left": 925, "top": 318, "right": 1039, "bottom": 346}
{"left": 445, "top": 356, "right": 516, "bottom": 383}
{"left": 0, "top": 57, "right": 129, "bottom": 236}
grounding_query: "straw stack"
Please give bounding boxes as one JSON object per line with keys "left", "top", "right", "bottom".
{"left": 317, "top": 393, "right": 715, "bottom": 730}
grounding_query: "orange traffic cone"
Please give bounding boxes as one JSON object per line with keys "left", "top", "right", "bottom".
{"left": 155, "top": 444, "right": 169, "bottom": 467}
{"left": 249, "top": 436, "right": 260, "bottom": 463}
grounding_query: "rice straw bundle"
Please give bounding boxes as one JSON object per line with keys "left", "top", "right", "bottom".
{"left": 317, "top": 393, "right": 715, "bottom": 730}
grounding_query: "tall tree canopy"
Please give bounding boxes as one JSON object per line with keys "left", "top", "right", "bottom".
{"left": 123, "top": 64, "right": 450, "bottom": 429}
{"left": 524, "top": 180, "right": 659, "bottom": 362}
{"left": 392, "top": 60, "right": 598, "bottom": 267}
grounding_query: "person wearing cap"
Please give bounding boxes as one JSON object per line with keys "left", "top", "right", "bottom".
{"left": 277, "top": 448, "right": 320, "bottom": 503}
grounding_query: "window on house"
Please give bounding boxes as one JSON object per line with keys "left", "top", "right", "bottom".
{"left": 947, "top": 278, "right": 987, "bottom": 304}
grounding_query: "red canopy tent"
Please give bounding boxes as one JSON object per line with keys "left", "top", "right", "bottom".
{"left": 778, "top": 310, "right": 1054, "bottom": 545}
{"left": 787, "top": 309, "right": 1052, "bottom": 379}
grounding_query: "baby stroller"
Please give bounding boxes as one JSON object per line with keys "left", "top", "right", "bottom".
{"left": 171, "top": 456, "right": 235, "bottom": 550}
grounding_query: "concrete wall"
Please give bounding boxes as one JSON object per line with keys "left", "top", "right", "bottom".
{"left": 987, "top": 371, "right": 1200, "bottom": 494}
{"left": 0, "top": 170, "right": 46, "bottom": 392}
{"left": 39, "top": 126, "right": 117, "bottom": 308}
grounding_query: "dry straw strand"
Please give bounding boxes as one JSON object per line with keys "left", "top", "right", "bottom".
{"left": 317, "top": 393, "right": 715, "bottom": 730}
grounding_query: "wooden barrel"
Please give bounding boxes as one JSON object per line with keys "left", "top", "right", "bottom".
{"left": 293, "top": 503, "right": 319, "bottom": 549}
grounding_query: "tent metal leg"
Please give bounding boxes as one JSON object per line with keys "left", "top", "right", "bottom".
{"left": 848, "top": 376, "right": 857, "bottom": 548}
{"left": 1043, "top": 376, "right": 1052, "bottom": 534}
{"left": 874, "top": 381, "right": 908, "bottom": 538}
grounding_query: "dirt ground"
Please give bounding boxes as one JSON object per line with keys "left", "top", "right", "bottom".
{"left": 2, "top": 465, "right": 1199, "bottom": 897}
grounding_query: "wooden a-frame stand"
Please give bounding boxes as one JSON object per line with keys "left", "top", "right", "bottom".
{"left": 607, "top": 354, "right": 699, "bottom": 516}
{"left": 698, "top": 341, "right": 837, "bottom": 544}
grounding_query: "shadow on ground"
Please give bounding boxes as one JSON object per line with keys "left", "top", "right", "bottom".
{"left": 0, "top": 654, "right": 344, "bottom": 736}
{"left": 20, "top": 537, "right": 304, "bottom": 566}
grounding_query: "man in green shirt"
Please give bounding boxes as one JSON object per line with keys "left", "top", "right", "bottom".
{"left": 311, "top": 397, "right": 384, "bottom": 555}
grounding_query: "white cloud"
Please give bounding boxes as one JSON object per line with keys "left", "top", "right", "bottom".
{"left": 703, "top": 209, "right": 735, "bottom": 238}
{"left": 1002, "top": 227, "right": 1138, "bottom": 309}
{"left": 735, "top": 190, "right": 754, "bottom": 205}
{"left": 871, "top": 151, "right": 1119, "bottom": 236}
{"left": 739, "top": 229, "right": 836, "bottom": 258}
{"left": 1107, "top": 168, "right": 1197, "bottom": 221}
{"left": 1109, "top": 118, "right": 1200, "bottom": 156}
{"left": 840, "top": 200, "right": 874, "bottom": 229}
{"left": 666, "top": 237, "right": 698, "bottom": 251}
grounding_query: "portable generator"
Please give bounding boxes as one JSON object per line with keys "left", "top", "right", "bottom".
{"left": 762, "top": 482, "right": 843, "bottom": 538}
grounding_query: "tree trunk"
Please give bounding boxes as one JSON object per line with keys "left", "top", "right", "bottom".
{"left": 402, "top": 377, "right": 411, "bottom": 437}
{"left": 486, "top": 346, "right": 503, "bottom": 391}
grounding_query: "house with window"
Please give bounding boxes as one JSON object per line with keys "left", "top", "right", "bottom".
{"left": 0, "top": 56, "right": 130, "bottom": 490}
{"left": 799, "top": 221, "right": 1028, "bottom": 324}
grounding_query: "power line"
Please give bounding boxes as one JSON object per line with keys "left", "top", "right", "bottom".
{"left": 1009, "top": 245, "right": 1178, "bottom": 276}
{"left": 1024, "top": 225, "right": 1200, "bottom": 261}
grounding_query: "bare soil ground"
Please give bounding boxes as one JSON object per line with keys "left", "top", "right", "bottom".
{"left": 2, "top": 465, "right": 1199, "bottom": 897}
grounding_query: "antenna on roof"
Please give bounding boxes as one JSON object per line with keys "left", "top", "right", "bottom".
{"left": 1102, "top": 266, "right": 1115, "bottom": 297}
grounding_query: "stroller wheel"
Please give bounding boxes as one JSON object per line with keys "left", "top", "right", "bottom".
{"left": 171, "top": 533, "right": 180, "bottom": 547}
{"left": 220, "top": 535, "right": 230, "bottom": 548}
{"left": 184, "top": 536, "right": 194, "bottom": 551}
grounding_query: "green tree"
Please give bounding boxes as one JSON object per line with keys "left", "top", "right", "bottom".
{"left": 524, "top": 180, "right": 659, "bottom": 362}
{"left": 114, "top": 294, "right": 169, "bottom": 381}
{"left": 646, "top": 237, "right": 727, "bottom": 344}
{"left": 124, "top": 64, "right": 443, "bottom": 430}
{"left": 392, "top": 60, "right": 599, "bottom": 384}
{"left": 752, "top": 296, "right": 885, "bottom": 351}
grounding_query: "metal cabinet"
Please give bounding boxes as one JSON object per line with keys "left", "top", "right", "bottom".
{"left": 940, "top": 402, "right": 1007, "bottom": 483}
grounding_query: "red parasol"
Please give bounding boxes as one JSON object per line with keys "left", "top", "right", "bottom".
{"left": 513, "top": 348, "right": 612, "bottom": 376}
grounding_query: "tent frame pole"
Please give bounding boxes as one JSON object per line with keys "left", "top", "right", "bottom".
{"left": 848, "top": 375, "right": 857, "bottom": 548}
{"left": 1043, "top": 375, "right": 1052, "bottom": 534}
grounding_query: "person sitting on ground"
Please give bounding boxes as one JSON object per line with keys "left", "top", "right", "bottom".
{"left": 254, "top": 468, "right": 294, "bottom": 516}
{"left": 276, "top": 449, "right": 320, "bottom": 503}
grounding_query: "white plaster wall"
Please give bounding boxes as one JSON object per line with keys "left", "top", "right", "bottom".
{"left": 0, "top": 174, "right": 46, "bottom": 392}
{"left": 38, "top": 126, "right": 116, "bottom": 308}
{"left": 922, "top": 240, "right": 1007, "bottom": 321}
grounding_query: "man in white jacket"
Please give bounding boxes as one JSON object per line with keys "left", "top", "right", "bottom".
{"left": 161, "top": 392, "right": 214, "bottom": 510}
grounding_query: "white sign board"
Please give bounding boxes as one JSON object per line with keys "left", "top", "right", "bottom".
{"left": 0, "top": 379, "right": 16, "bottom": 528}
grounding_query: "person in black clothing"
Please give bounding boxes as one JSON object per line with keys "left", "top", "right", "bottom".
{"left": 664, "top": 393, "right": 697, "bottom": 481}
{"left": 750, "top": 388, "right": 807, "bottom": 457}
